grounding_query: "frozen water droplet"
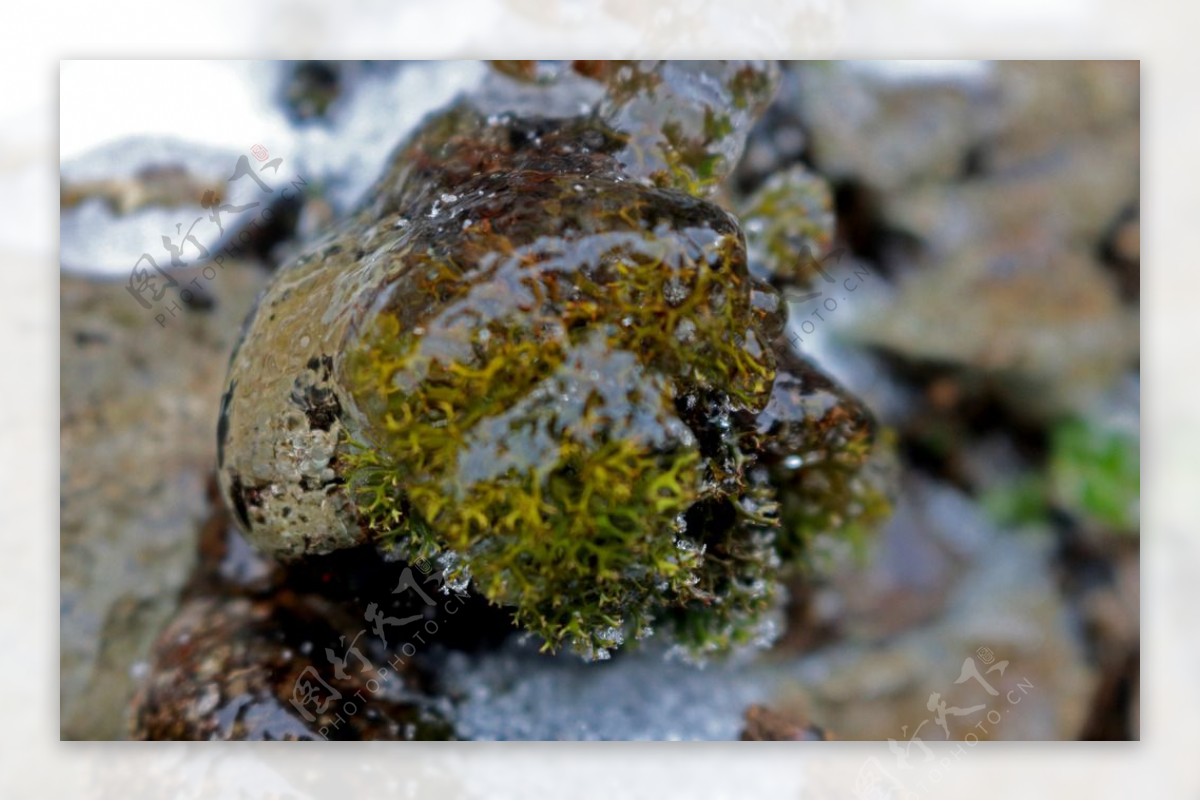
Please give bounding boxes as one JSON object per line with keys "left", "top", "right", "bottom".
{"left": 595, "top": 626, "right": 626, "bottom": 648}
{"left": 663, "top": 277, "right": 688, "bottom": 306}
{"left": 437, "top": 550, "right": 472, "bottom": 593}
{"left": 674, "top": 317, "right": 696, "bottom": 343}
{"left": 445, "top": 569, "right": 471, "bottom": 593}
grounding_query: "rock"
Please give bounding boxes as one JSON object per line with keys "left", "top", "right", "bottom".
{"left": 745, "top": 343, "right": 892, "bottom": 565}
{"left": 779, "top": 522, "right": 1096, "bottom": 741}
{"left": 740, "top": 163, "right": 837, "bottom": 287}
{"left": 1100, "top": 205, "right": 1140, "bottom": 302}
{"left": 984, "top": 61, "right": 1139, "bottom": 174}
{"left": 791, "top": 62, "right": 1000, "bottom": 192}
{"left": 217, "top": 60, "right": 886, "bottom": 660}
{"left": 740, "top": 703, "right": 832, "bottom": 740}
{"left": 847, "top": 245, "right": 1137, "bottom": 420}
{"left": 130, "top": 494, "right": 517, "bottom": 740}
{"left": 824, "top": 476, "right": 991, "bottom": 642}
{"left": 60, "top": 262, "right": 267, "bottom": 740}
{"left": 1060, "top": 517, "right": 1139, "bottom": 740}
{"left": 733, "top": 66, "right": 811, "bottom": 192}
{"left": 884, "top": 127, "right": 1139, "bottom": 256}
{"left": 130, "top": 592, "right": 452, "bottom": 740}
{"left": 820, "top": 61, "right": 1139, "bottom": 426}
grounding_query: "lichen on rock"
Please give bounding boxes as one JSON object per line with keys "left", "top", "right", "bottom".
{"left": 217, "top": 60, "right": 890, "bottom": 660}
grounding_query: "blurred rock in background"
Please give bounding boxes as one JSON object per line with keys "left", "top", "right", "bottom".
{"left": 60, "top": 262, "right": 267, "bottom": 739}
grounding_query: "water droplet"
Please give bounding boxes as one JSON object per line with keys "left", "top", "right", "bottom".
{"left": 596, "top": 626, "right": 625, "bottom": 647}
{"left": 663, "top": 277, "right": 688, "bottom": 306}
{"left": 445, "top": 569, "right": 471, "bottom": 593}
{"left": 674, "top": 318, "right": 697, "bottom": 343}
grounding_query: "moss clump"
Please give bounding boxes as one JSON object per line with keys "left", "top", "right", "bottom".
{"left": 1050, "top": 417, "right": 1139, "bottom": 533}
{"left": 740, "top": 165, "right": 837, "bottom": 287}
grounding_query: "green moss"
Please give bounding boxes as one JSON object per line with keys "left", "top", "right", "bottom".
{"left": 740, "top": 164, "right": 837, "bottom": 287}
{"left": 1050, "top": 417, "right": 1139, "bottom": 533}
{"left": 981, "top": 417, "right": 1139, "bottom": 535}
{"left": 339, "top": 166, "right": 783, "bottom": 655}
{"left": 592, "top": 61, "right": 780, "bottom": 196}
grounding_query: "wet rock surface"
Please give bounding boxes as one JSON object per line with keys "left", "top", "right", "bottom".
{"left": 131, "top": 493, "right": 507, "bottom": 739}
{"left": 131, "top": 566, "right": 454, "bottom": 740}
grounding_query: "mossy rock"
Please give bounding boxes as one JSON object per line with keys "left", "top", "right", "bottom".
{"left": 217, "top": 61, "right": 890, "bottom": 659}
